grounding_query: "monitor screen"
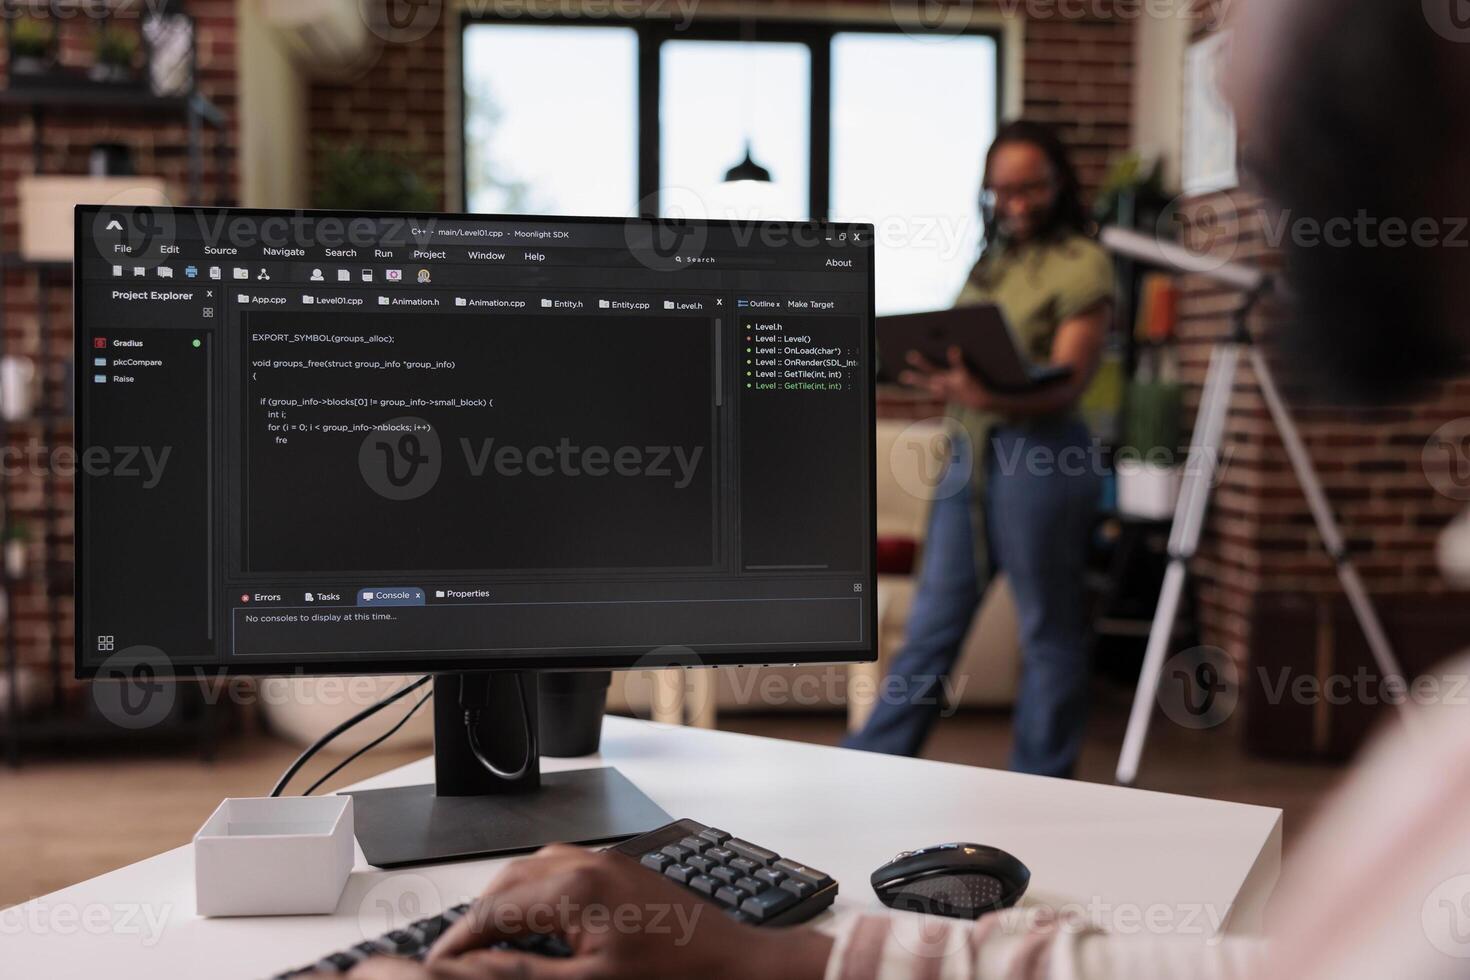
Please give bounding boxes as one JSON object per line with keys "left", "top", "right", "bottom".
{"left": 74, "top": 208, "right": 876, "bottom": 678}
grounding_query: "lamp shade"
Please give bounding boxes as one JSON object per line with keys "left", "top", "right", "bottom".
{"left": 723, "top": 144, "right": 772, "bottom": 184}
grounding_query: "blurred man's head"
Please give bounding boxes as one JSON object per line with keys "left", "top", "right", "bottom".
{"left": 1228, "top": 0, "right": 1470, "bottom": 403}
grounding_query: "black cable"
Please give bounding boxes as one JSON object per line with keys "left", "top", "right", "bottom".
{"left": 269, "top": 675, "right": 432, "bottom": 797}
{"left": 301, "top": 687, "right": 433, "bottom": 796}
{"left": 463, "top": 673, "right": 533, "bottom": 781}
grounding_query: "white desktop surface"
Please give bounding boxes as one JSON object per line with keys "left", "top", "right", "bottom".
{"left": 3, "top": 717, "right": 1282, "bottom": 978}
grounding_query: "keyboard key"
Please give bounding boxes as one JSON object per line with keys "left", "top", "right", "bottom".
{"left": 688, "top": 874, "right": 718, "bottom": 896}
{"left": 754, "top": 868, "right": 786, "bottom": 888}
{"left": 714, "top": 885, "right": 750, "bottom": 907}
{"left": 686, "top": 854, "right": 716, "bottom": 874}
{"left": 735, "top": 876, "right": 767, "bottom": 894}
{"left": 642, "top": 851, "right": 673, "bottom": 873}
{"left": 705, "top": 847, "right": 735, "bottom": 865}
{"left": 780, "top": 878, "right": 814, "bottom": 900}
{"left": 729, "top": 857, "right": 760, "bottom": 876}
{"left": 315, "top": 951, "right": 361, "bottom": 972}
{"left": 679, "top": 836, "right": 709, "bottom": 854}
{"left": 772, "top": 859, "right": 833, "bottom": 888}
{"left": 661, "top": 844, "right": 695, "bottom": 863}
{"left": 728, "top": 839, "right": 781, "bottom": 866}
{"left": 664, "top": 864, "right": 694, "bottom": 885}
{"left": 414, "top": 916, "right": 448, "bottom": 943}
{"left": 380, "top": 930, "right": 420, "bottom": 955}
{"left": 710, "top": 866, "right": 739, "bottom": 886}
{"left": 351, "top": 942, "right": 383, "bottom": 958}
{"left": 740, "top": 888, "right": 798, "bottom": 921}
{"left": 699, "top": 828, "right": 731, "bottom": 846}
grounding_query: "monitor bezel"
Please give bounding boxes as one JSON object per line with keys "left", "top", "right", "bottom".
{"left": 73, "top": 205, "right": 878, "bottom": 680}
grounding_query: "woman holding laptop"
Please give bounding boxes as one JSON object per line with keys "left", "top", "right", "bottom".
{"left": 844, "top": 120, "right": 1114, "bottom": 777}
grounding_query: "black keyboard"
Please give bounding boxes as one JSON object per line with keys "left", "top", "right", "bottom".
{"left": 609, "top": 818, "right": 838, "bottom": 926}
{"left": 271, "top": 818, "right": 837, "bottom": 977}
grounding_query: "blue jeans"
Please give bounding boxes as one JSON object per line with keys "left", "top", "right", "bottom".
{"left": 844, "top": 421, "right": 1100, "bottom": 778}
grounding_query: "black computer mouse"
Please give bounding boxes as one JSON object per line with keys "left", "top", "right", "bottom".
{"left": 871, "top": 843, "right": 1030, "bottom": 919}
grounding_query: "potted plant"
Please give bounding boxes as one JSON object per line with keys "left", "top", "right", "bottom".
{"left": 91, "top": 26, "right": 139, "bottom": 84}
{"left": 1116, "top": 354, "right": 1184, "bottom": 521}
{"left": 3, "top": 521, "right": 29, "bottom": 580}
{"left": 313, "top": 142, "right": 440, "bottom": 212}
{"left": 8, "top": 17, "right": 56, "bottom": 77}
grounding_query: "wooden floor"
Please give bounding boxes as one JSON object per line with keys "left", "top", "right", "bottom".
{"left": 0, "top": 687, "right": 1347, "bottom": 909}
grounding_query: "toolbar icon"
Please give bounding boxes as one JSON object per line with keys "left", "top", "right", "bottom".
{"left": 209, "top": 266, "right": 221, "bottom": 280}
{"left": 337, "top": 269, "right": 350, "bottom": 282}
{"left": 233, "top": 267, "right": 248, "bottom": 280}
{"left": 385, "top": 268, "right": 402, "bottom": 282}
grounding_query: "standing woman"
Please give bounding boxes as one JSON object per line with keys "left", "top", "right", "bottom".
{"left": 846, "top": 120, "right": 1112, "bottom": 777}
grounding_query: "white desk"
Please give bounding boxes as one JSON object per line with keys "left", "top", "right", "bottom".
{"left": 3, "top": 717, "right": 1281, "bottom": 978}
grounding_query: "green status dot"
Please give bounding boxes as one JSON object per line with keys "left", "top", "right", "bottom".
{"left": 192, "top": 339, "right": 201, "bottom": 348}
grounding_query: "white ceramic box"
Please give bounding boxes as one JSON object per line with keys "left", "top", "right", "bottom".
{"left": 193, "top": 795, "right": 355, "bottom": 917}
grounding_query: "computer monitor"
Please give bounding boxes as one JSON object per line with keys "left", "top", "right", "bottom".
{"left": 73, "top": 206, "right": 876, "bottom": 865}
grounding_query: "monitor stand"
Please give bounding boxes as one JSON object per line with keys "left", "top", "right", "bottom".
{"left": 347, "top": 671, "right": 671, "bottom": 869}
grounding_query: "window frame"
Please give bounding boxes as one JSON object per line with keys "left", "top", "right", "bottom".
{"left": 457, "top": 13, "right": 1006, "bottom": 221}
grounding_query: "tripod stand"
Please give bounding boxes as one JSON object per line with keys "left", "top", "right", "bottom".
{"left": 1114, "top": 281, "right": 1411, "bottom": 785}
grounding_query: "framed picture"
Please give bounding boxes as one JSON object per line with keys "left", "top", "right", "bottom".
{"left": 1182, "top": 30, "right": 1238, "bottom": 196}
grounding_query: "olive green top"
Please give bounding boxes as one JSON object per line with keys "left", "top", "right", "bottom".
{"left": 950, "top": 232, "right": 1114, "bottom": 575}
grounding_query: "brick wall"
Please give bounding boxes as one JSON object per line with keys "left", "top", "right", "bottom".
{"left": 0, "top": 0, "right": 238, "bottom": 693}
{"left": 306, "top": 1, "right": 1136, "bottom": 209}
{"left": 1174, "top": 11, "right": 1470, "bottom": 751}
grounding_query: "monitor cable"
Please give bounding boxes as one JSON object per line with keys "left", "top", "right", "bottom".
{"left": 461, "top": 672, "right": 533, "bottom": 781}
{"left": 300, "top": 687, "right": 433, "bottom": 796}
{"left": 269, "top": 675, "right": 432, "bottom": 797}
